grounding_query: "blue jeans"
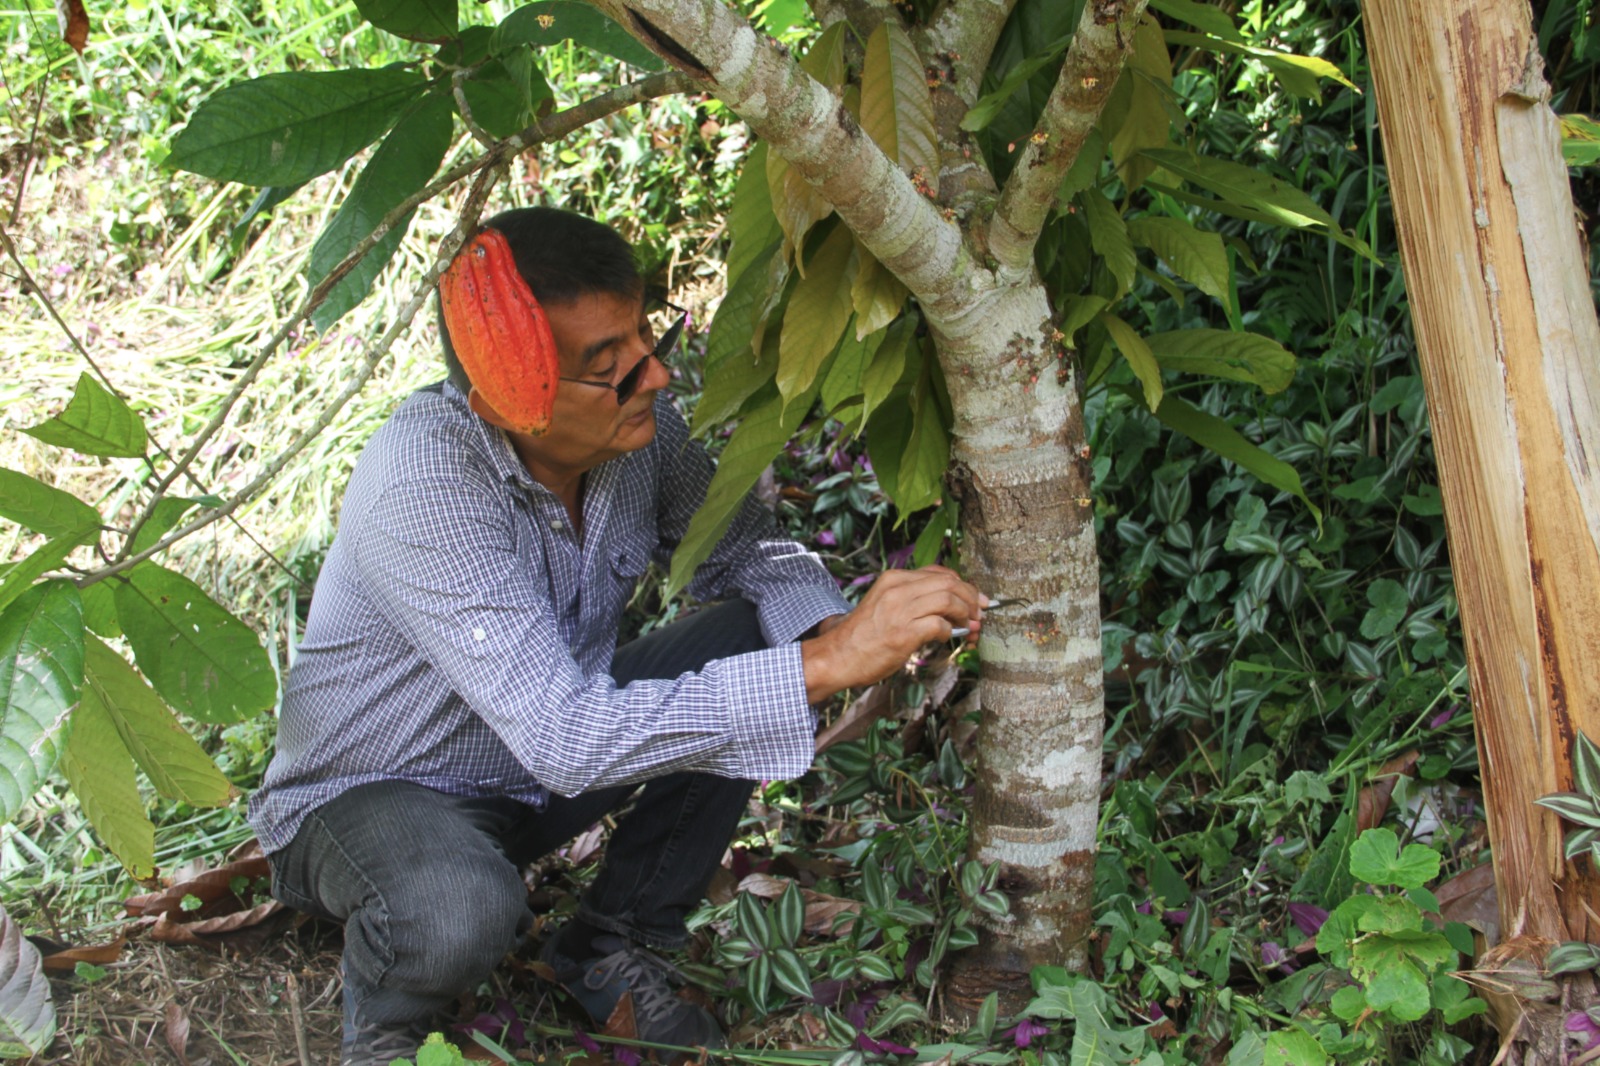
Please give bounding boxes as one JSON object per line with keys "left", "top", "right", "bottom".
{"left": 266, "top": 600, "right": 767, "bottom": 1031}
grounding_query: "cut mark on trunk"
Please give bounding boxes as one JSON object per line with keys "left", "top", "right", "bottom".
{"left": 622, "top": 8, "right": 711, "bottom": 77}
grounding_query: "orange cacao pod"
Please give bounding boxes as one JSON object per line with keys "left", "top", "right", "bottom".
{"left": 439, "top": 227, "right": 558, "bottom": 436}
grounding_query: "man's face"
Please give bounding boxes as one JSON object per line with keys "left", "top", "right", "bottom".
{"left": 479, "top": 289, "right": 671, "bottom": 486}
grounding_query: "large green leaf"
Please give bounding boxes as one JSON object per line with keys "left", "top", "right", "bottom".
{"left": 129, "top": 496, "right": 212, "bottom": 557}
{"left": 1164, "top": 32, "right": 1356, "bottom": 94}
{"left": 0, "top": 581, "right": 83, "bottom": 824}
{"left": 1100, "top": 313, "right": 1162, "bottom": 411}
{"left": 667, "top": 376, "right": 826, "bottom": 598}
{"left": 860, "top": 21, "right": 938, "bottom": 178}
{"left": 0, "top": 901, "right": 55, "bottom": 1057}
{"left": 112, "top": 564, "right": 277, "bottom": 724}
{"left": 0, "top": 539, "right": 77, "bottom": 616}
{"left": 960, "top": 37, "right": 1069, "bottom": 133}
{"left": 727, "top": 143, "right": 781, "bottom": 286}
{"left": 62, "top": 688, "right": 154, "bottom": 878}
{"left": 1153, "top": 394, "right": 1319, "bottom": 519}
{"left": 895, "top": 359, "right": 950, "bottom": 515}
{"left": 860, "top": 315, "right": 916, "bottom": 425}
{"left": 167, "top": 67, "right": 427, "bottom": 186}
{"left": 820, "top": 319, "right": 886, "bottom": 417}
{"left": 309, "top": 89, "right": 454, "bottom": 332}
{"left": 693, "top": 246, "right": 783, "bottom": 435}
{"left": 491, "top": 2, "right": 664, "bottom": 70}
{"left": 23, "top": 371, "right": 147, "bottom": 458}
{"left": 1148, "top": 0, "right": 1241, "bottom": 40}
{"left": 1141, "top": 147, "right": 1375, "bottom": 258}
{"left": 355, "top": 0, "right": 457, "bottom": 42}
{"left": 1127, "top": 216, "right": 1229, "bottom": 303}
{"left": 1145, "top": 329, "right": 1295, "bottom": 393}
{"left": 1105, "top": 20, "right": 1172, "bottom": 187}
{"left": 458, "top": 58, "right": 537, "bottom": 139}
{"left": 82, "top": 637, "right": 234, "bottom": 807}
{"left": 1080, "top": 190, "right": 1137, "bottom": 298}
{"left": 777, "top": 225, "right": 856, "bottom": 416}
{"left": 0, "top": 470, "right": 100, "bottom": 543}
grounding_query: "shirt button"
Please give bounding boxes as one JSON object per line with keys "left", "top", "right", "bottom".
{"left": 550, "top": 519, "right": 564, "bottom": 531}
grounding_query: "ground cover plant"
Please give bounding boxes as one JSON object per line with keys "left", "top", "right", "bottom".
{"left": 0, "top": 0, "right": 1597, "bottom": 1061}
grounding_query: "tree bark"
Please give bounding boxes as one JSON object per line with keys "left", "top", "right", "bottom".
{"left": 1363, "top": 1, "right": 1600, "bottom": 1059}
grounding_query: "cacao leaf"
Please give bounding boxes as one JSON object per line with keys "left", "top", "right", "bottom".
{"left": 896, "top": 358, "right": 949, "bottom": 515}
{"left": 1126, "top": 216, "right": 1230, "bottom": 302}
{"left": 777, "top": 225, "right": 856, "bottom": 416}
{"left": 1152, "top": 394, "right": 1320, "bottom": 518}
{"left": 112, "top": 564, "right": 277, "bottom": 724}
{"left": 1059, "top": 294, "right": 1109, "bottom": 343}
{"left": 1100, "top": 313, "right": 1163, "bottom": 411}
{"left": 798, "top": 20, "right": 846, "bottom": 88}
{"left": 23, "top": 372, "right": 147, "bottom": 458}
{"left": 820, "top": 321, "right": 885, "bottom": 419}
{"left": 0, "top": 581, "right": 83, "bottom": 824}
{"left": 860, "top": 21, "right": 938, "bottom": 179}
{"left": 491, "top": 2, "right": 665, "bottom": 70}
{"left": 860, "top": 315, "right": 916, "bottom": 426}
{"left": 767, "top": 149, "right": 831, "bottom": 267}
{"left": 1144, "top": 328, "right": 1295, "bottom": 394}
{"left": 61, "top": 687, "right": 155, "bottom": 878}
{"left": 82, "top": 637, "right": 235, "bottom": 807}
{"left": 167, "top": 67, "right": 427, "bottom": 186}
{"left": 80, "top": 582, "right": 120, "bottom": 639}
{"left": 355, "top": 0, "right": 457, "bottom": 42}
{"left": 309, "top": 89, "right": 454, "bottom": 332}
{"left": 1105, "top": 20, "right": 1173, "bottom": 188}
{"left": 667, "top": 373, "right": 826, "bottom": 598}
{"left": 960, "top": 37, "right": 1069, "bottom": 133}
{"left": 726, "top": 144, "right": 781, "bottom": 286}
{"left": 1148, "top": 0, "right": 1240, "bottom": 39}
{"left": 693, "top": 246, "right": 782, "bottom": 434}
{"left": 0, "top": 538, "right": 78, "bottom": 616}
{"left": 1166, "top": 32, "right": 1356, "bottom": 93}
{"left": 129, "top": 496, "right": 210, "bottom": 557}
{"left": 0, "top": 470, "right": 100, "bottom": 543}
{"left": 457, "top": 57, "right": 537, "bottom": 139}
{"left": 1080, "top": 190, "right": 1137, "bottom": 298}
{"left": 0, "top": 900, "right": 55, "bottom": 1056}
{"left": 849, "top": 245, "right": 908, "bottom": 340}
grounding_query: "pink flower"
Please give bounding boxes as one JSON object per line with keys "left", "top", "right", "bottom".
{"left": 817, "top": 530, "right": 837, "bottom": 547}
{"left": 1287, "top": 902, "right": 1328, "bottom": 937}
{"left": 573, "top": 1028, "right": 602, "bottom": 1053}
{"left": 1003, "top": 1019, "right": 1050, "bottom": 1048}
{"left": 1261, "top": 941, "right": 1297, "bottom": 974}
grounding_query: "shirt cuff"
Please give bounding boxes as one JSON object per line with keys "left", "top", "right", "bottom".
{"left": 719, "top": 644, "right": 817, "bottom": 781}
{"left": 757, "top": 586, "right": 853, "bottom": 647}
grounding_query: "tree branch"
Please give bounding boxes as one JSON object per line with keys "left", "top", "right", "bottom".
{"left": 924, "top": 0, "right": 1022, "bottom": 102}
{"left": 592, "top": 0, "right": 974, "bottom": 315}
{"left": 988, "top": 0, "right": 1148, "bottom": 276}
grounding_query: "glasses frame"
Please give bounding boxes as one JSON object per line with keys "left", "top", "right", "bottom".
{"left": 558, "top": 300, "right": 688, "bottom": 407}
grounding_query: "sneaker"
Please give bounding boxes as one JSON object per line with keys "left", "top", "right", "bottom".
{"left": 541, "top": 933, "right": 725, "bottom": 1060}
{"left": 341, "top": 1019, "right": 429, "bottom": 1066}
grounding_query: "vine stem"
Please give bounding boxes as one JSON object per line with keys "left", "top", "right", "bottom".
{"left": 81, "top": 161, "right": 507, "bottom": 588}
{"left": 120, "top": 68, "right": 691, "bottom": 560}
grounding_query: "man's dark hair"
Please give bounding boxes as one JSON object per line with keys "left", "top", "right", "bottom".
{"left": 438, "top": 207, "right": 641, "bottom": 392}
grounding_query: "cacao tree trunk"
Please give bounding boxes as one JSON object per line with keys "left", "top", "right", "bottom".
{"left": 1364, "top": 1, "right": 1600, "bottom": 1058}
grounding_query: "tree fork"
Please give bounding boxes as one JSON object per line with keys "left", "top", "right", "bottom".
{"left": 1364, "top": 1, "right": 1600, "bottom": 1060}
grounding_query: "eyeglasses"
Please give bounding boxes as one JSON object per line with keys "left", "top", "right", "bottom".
{"left": 559, "top": 302, "right": 688, "bottom": 407}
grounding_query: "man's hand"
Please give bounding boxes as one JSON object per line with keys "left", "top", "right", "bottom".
{"left": 800, "top": 566, "right": 982, "bottom": 705}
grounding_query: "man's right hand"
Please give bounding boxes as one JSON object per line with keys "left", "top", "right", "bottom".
{"left": 800, "top": 566, "right": 983, "bottom": 705}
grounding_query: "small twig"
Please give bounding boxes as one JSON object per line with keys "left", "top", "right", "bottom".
{"left": 452, "top": 69, "right": 496, "bottom": 149}
{"left": 286, "top": 973, "right": 312, "bottom": 1066}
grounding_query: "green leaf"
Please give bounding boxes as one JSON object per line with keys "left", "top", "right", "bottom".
{"left": 80, "top": 581, "right": 121, "bottom": 639}
{"left": 491, "top": 2, "right": 665, "bottom": 70}
{"left": 1163, "top": 33, "right": 1356, "bottom": 93}
{"left": 667, "top": 375, "right": 825, "bottom": 597}
{"left": 1148, "top": 0, "right": 1241, "bottom": 39}
{"left": 23, "top": 372, "right": 147, "bottom": 458}
{"left": 769, "top": 947, "right": 813, "bottom": 1000}
{"left": 129, "top": 496, "right": 205, "bottom": 557}
{"left": 1535, "top": 792, "right": 1600, "bottom": 826}
{"left": 860, "top": 21, "right": 938, "bottom": 179}
{"left": 355, "top": 0, "right": 456, "bottom": 42}
{"left": 457, "top": 57, "right": 538, "bottom": 139}
{"left": 0, "top": 469, "right": 100, "bottom": 543}
{"left": 727, "top": 143, "right": 782, "bottom": 287}
{"left": 1060, "top": 294, "right": 1110, "bottom": 342}
{"left": 1106, "top": 20, "right": 1174, "bottom": 186}
{"left": 774, "top": 883, "right": 805, "bottom": 948}
{"left": 0, "top": 539, "right": 78, "bottom": 616}
{"left": 1348, "top": 828, "right": 1440, "bottom": 889}
{"left": 1545, "top": 940, "right": 1600, "bottom": 975}
{"left": 308, "top": 89, "right": 454, "bottom": 332}
{"left": 1027, "top": 975, "right": 1147, "bottom": 1065}
{"left": 112, "top": 564, "right": 278, "bottom": 724}
{"left": 170, "top": 66, "right": 426, "bottom": 183}
{"left": 1081, "top": 190, "right": 1137, "bottom": 298}
{"left": 798, "top": 20, "right": 847, "bottom": 87}
{"left": 1100, "top": 314, "right": 1163, "bottom": 411}
{"left": 1127, "top": 217, "right": 1230, "bottom": 303}
{"left": 693, "top": 248, "right": 783, "bottom": 435}
{"left": 0, "top": 901, "right": 55, "bottom": 1056}
{"left": 767, "top": 148, "right": 833, "bottom": 266}
{"left": 778, "top": 225, "right": 857, "bottom": 416}
{"left": 1360, "top": 578, "right": 1408, "bottom": 640}
{"left": 961, "top": 37, "right": 1069, "bottom": 133}
{"left": 0, "top": 581, "right": 84, "bottom": 823}
{"left": 1263, "top": 1029, "right": 1327, "bottom": 1066}
{"left": 62, "top": 684, "right": 155, "bottom": 877}
{"left": 736, "top": 889, "right": 773, "bottom": 948}
{"left": 820, "top": 319, "right": 885, "bottom": 418}
{"left": 1352, "top": 931, "right": 1455, "bottom": 1021}
{"left": 1573, "top": 731, "right": 1600, "bottom": 800}
{"left": 1152, "top": 394, "right": 1319, "bottom": 519}
{"left": 1142, "top": 329, "right": 1294, "bottom": 393}
{"left": 860, "top": 316, "right": 915, "bottom": 426}
{"left": 1141, "top": 147, "right": 1375, "bottom": 259}
{"left": 893, "top": 359, "right": 949, "bottom": 515}
{"left": 82, "top": 637, "right": 234, "bottom": 807}
{"left": 1562, "top": 113, "right": 1600, "bottom": 168}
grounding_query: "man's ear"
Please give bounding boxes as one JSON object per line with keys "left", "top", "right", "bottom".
{"left": 467, "top": 386, "right": 515, "bottom": 430}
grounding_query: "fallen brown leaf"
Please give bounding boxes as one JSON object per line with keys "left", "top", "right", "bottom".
{"left": 39, "top": 935, "right": 125, "bottom": 972}
{"left": 1356, "top": 750, "right": 1420, "bottom": 833}
{"left": 164, "top": 1000, "right": 191, "bottom": 1066}
{"left": 735, "top": 874, "right": 859, "bottom": 936}
{"left": 124, "top": 855, "right": 271, "bottom": 920}
{"left": 815, "top": 684, "right": 890, "bottom": 754}
{"left": 147, "top": 900, "right": 286, "bottom": 947}
{"left": 567, "top": 822, "right": 606, "bottom": 867}
{"left": 54, "top": 0, "right": 88, "bottom": 53}
{"left": 1436, "top": 860, "right": 1498, "bottom": 944}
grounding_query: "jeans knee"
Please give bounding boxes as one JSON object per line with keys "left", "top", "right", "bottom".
{"left": 386, "top": 858, "right": 529, "bottom": 993}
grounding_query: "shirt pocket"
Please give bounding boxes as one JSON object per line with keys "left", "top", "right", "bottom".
{"left": 609, "top": 527, "right": 657, "bottom": 580}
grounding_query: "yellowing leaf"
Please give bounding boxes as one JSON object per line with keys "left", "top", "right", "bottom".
{"left": 767, "top": 150, "right": 832, "bottom": 267}
{"left": 1100, "top": 313, "right": 1162, "bottom": 411}
{"left": 778, "top": 225, "right": 857, "bottom": 416}
{"left": 850, "top": 244, "right": 908, "bottom": 339}
{"left": 860, "top": 21, "right": 938, "bottom": 179}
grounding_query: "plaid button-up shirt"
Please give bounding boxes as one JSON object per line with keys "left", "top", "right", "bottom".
{"left": 248, "top": 382, "right": 850, "bottom": 854}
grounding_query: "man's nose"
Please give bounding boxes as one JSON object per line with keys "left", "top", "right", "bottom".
{"left": 638, "top": 349, "right": 672, "bottom": 393}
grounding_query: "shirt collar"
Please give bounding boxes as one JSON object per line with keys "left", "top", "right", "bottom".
{"left": 441, "top": 379, "right": 544, "bottom": 494}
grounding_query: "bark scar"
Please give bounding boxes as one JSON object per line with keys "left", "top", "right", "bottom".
{"left": 622, "top": 8, "right": 712, "bottom": 78}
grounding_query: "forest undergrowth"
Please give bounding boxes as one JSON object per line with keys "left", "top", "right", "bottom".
{"left": 1, "top": 0, "right": 1597, "bottom": 1062}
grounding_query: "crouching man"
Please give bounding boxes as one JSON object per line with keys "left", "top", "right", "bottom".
{"left": 248, "top": 207, "right": 982, "bottom": 1065}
